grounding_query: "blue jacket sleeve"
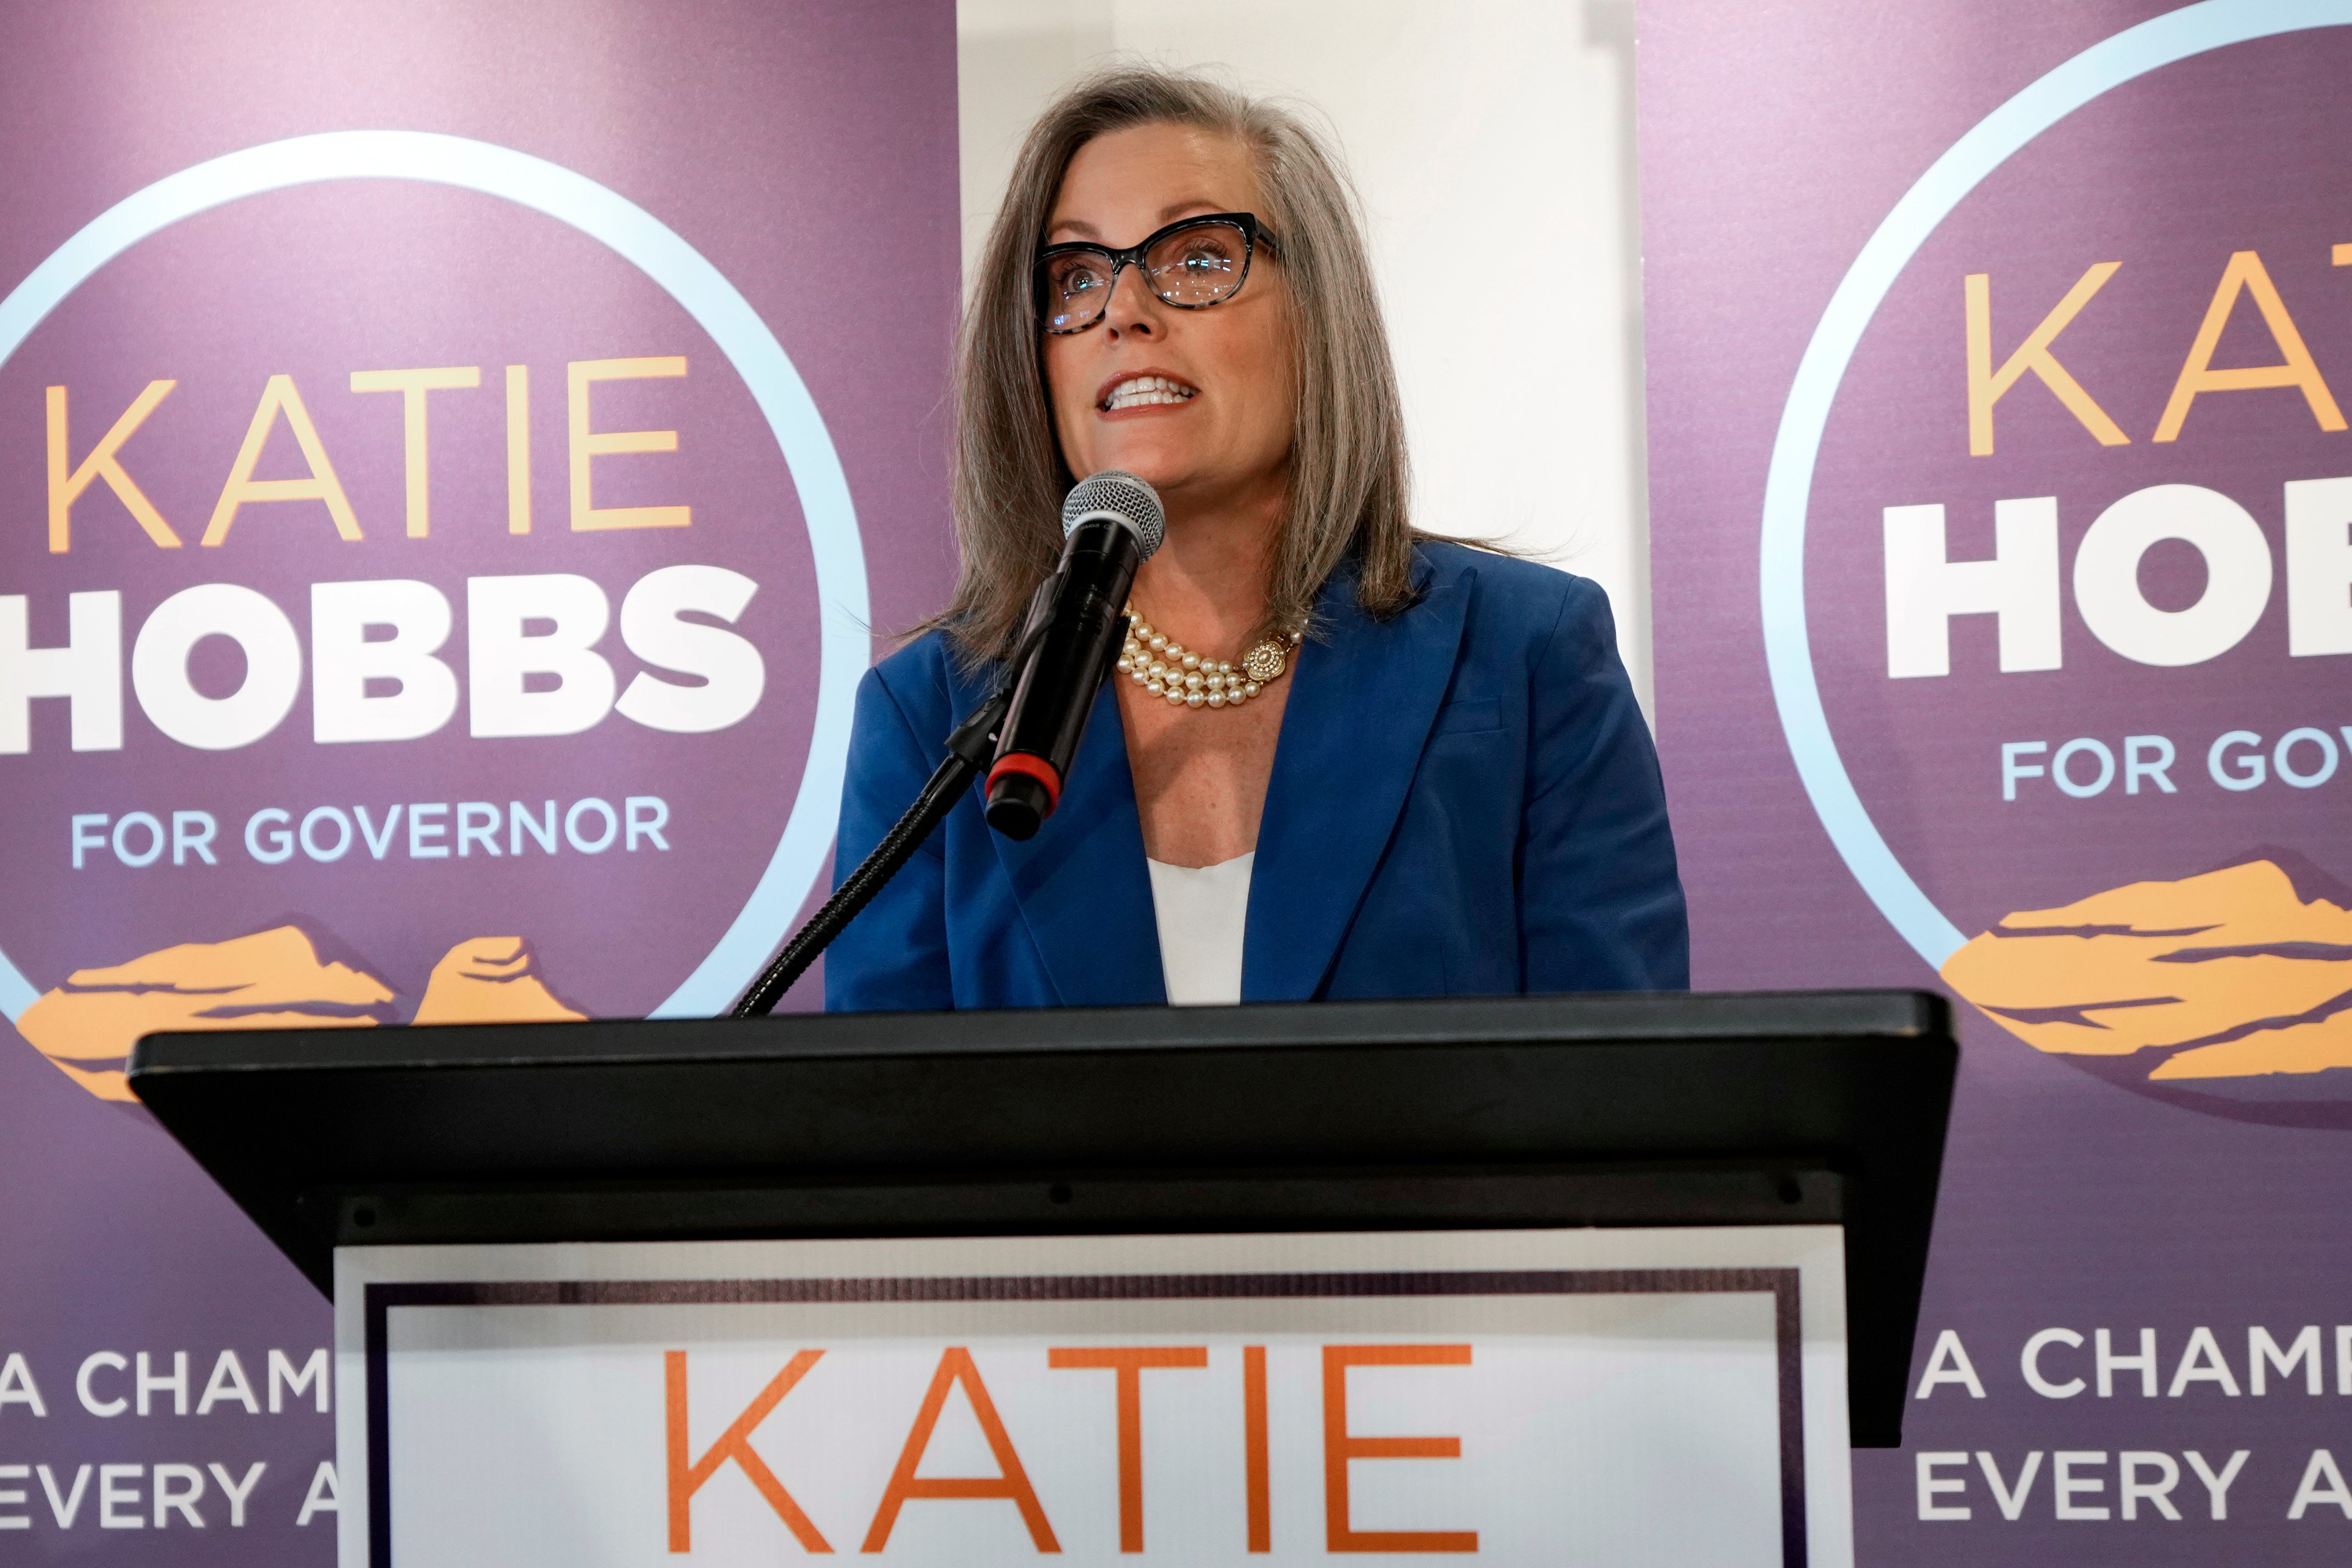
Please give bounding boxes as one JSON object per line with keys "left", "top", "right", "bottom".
{"left": 823, "top": 663, "right": 956, "bottom": 1011}
{"left": 1520, "top": 577, "right": 1690, "bottom": 990}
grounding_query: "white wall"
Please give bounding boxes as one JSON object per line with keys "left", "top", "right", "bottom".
{"left": 957, "top": 0, "right": 1653, "bottom": 715}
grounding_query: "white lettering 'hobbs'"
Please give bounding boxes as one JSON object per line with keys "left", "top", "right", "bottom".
{"left": 0, "top": 568, "right": 765, "bottom": 752}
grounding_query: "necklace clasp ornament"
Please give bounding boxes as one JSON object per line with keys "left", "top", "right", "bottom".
{"left": 1116, "top": 605, "right": 1302, "bottom": 712}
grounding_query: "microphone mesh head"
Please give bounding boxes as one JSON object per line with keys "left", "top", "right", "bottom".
{"left": 1061, "top": 470, "right": 1165, "bottom": 560}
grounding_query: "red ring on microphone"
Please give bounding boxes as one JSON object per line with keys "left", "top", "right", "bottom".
{"left": 986, "top": 752, "right": 1062, "bottom": 811}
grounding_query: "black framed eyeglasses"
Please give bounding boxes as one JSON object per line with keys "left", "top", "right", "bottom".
{"left": 1035, "top": 213, "right": 1275, "bottom": 334}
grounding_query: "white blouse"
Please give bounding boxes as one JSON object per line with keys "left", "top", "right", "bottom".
{"left": 1144, "top": 851, "right": 1254, "bottom": 1005}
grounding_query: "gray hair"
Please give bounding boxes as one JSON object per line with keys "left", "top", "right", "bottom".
{"left": 937, "top": 64, "right": 1424, "bottom": 660}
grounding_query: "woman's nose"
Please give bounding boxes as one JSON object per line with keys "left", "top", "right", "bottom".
{"left": 1103, "top": 262, "right": 1163, "bottom": 339}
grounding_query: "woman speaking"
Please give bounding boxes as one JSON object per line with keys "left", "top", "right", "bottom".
{"left": 826, "top": 66, "right": 1686, "bottom": 1010}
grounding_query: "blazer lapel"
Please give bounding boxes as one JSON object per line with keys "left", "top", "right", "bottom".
{"left": 989, "top": 679, "right": 1166, "bottom": 1005}
{"left": 1244, "top": 554, "right": 1472, "bottom": 1000}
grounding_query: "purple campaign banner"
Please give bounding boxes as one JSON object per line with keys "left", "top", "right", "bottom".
{"left": 1641, "top": 0, "right": 2352, "bottom": 1559}
{"left": 0, "top": 1, "right": 957, "bottom": 1557}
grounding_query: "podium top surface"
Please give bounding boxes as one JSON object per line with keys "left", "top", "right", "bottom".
{"left": 129, "top": 989, "right": 1955, "bottom": 1445}
{"left": 137, "top": 985, "right": 1937, "bottom": 1066}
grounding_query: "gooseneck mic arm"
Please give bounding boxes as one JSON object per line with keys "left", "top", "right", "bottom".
{"left": 729, "top": 685, "right": 1012, "bottom": 1016}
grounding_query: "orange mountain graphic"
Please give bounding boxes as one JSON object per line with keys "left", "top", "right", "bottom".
{"left": 1943, "top": 858, "right": 2352, "bottom": 1081}
{"left": 17, "top": 926, "right": 583, "bottom": 1102}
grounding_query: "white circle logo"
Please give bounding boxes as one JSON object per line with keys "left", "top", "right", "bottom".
{"left": 1758, "top": 0, "right": 2350, "bottom": 969}
{"left": 0, "top": 131, "right": 869, "bottom": 1020}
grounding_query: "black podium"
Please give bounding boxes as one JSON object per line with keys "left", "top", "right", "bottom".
{"left": 130, "top": 989, "right": 1954, "bottom": 1568}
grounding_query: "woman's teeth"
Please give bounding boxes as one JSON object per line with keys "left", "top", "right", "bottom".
{"left": 1103, "top": 375, "right": 1198, "bottom": 411}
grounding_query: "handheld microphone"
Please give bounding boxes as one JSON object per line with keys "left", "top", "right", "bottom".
{"left": 984, "top": 470, "right": 1165, "bottom": 840}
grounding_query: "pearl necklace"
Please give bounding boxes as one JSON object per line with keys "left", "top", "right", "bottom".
{"left": 1117, "top": 606, "right": 1303, "bottom": 710}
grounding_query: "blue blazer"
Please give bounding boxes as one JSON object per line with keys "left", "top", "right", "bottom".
{"left": 826, "top": 541, "right": 1687, "bottom": 1010}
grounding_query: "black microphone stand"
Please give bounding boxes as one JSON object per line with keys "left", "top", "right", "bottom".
{"left": 729, "top": 686, "right": 1012, "bottom": 1017}
{"left": 729, "top": 519, "right": 1130, "bottom": 1017}
{"left": 728, "top": 597, "right": 1064, "bottom": 1017}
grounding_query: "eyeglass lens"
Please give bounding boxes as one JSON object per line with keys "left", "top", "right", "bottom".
{"left": 1042, "top": 222, "right": 1250, "bottom": 332}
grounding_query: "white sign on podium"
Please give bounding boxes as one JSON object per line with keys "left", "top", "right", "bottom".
{"left": 336, "top": 1226, "right": 1851, "bottom": 1566}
